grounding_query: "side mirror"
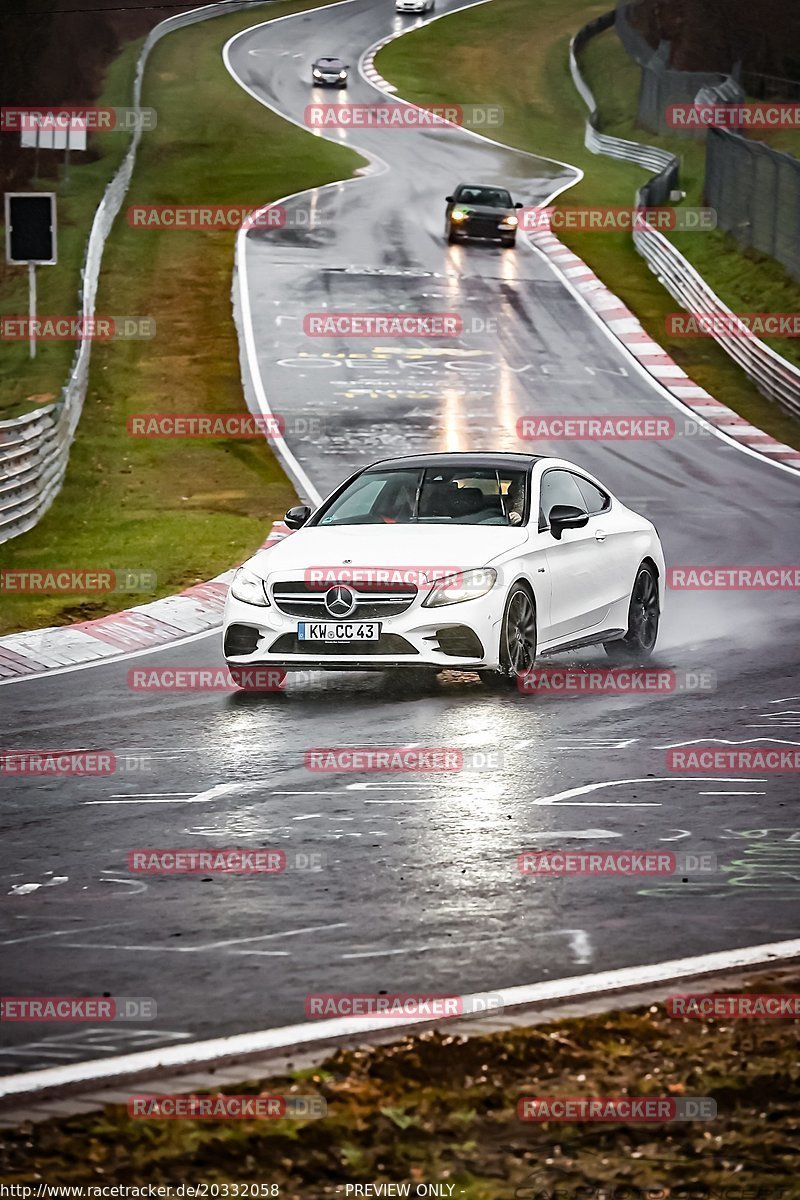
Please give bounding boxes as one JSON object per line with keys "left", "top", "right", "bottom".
{"left": 284, "top": 504, "right": 311, "bottom": 530}
{"left": 515, "top": 201, "right": 524, "bottom": 208}
{"left": 445, "top": 195, "right": 454, "bottom": 202}
{"left": 549, "top": 504, "right": 588, "bottom": 540}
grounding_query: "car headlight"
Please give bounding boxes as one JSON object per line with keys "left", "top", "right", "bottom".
{"left": 450, "top": 208, "right": 469, "bottom": 223}
{"left": 423, "top": 568, "right": 497, "bottom": 608}
{"left": 230, "top": 567, "right": 270, "bottom": 607}
{"left": 313, "top": 68, "right": 322, "bottom": 77}
{"left": 339, "top": 70, "right": 347, "bottom": 78}
{"left": 500, "top": 215, "right": 518, "bottom": 227}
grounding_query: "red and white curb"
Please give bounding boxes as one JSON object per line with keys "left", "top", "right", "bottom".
{"left": 360, "top": 34, "right": 397, "bottom": 92}
{"left": 526, "top": 222, "right": 800, "bottom": 471}
{"left": 0, "top": 522, "right": 290, "bottom": 684}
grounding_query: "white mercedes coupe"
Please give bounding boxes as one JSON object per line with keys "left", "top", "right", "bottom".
{"left": 223, "top": 453, "right": 665, "bottom": 687}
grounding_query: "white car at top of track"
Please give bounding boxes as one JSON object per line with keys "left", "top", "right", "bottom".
{"left": 223, "top": 452, "right": 665, "bottom": 687}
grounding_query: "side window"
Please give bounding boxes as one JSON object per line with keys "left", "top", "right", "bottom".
{"left": 572, "top": 474, "right": 610, "bottom": 515}
{"left": 539, "top": 470, "right": 587, "bottom": 527}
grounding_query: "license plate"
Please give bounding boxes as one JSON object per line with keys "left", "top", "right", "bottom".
{"left": 297, "top": 621, "right": 381, "bottom": 642}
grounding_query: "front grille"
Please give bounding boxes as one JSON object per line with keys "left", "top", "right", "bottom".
{"left": 268, "top": 633, "right": 418, "bottom": 656}
{"left": 224, "top": 624, "right": 262, "bottom": 656}
{"left": 436, "top": 626, "right": 485, "bottom": 658}
{"left": 271, "top": 581, "right": 416, "bottom": 620}
{"left": 466, "top": 219, "right": 502, "bottom": 237}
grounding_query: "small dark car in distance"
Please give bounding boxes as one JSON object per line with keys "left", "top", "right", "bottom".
{"left": 445, "top": 183, "right": 524, "bottom": 247}
{"left": 311, "top": 56, "right": 349, "bottom": 87}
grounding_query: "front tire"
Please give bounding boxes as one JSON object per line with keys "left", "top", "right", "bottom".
{"left": 481, "top": 584, "right": 537, "bottom": 688}
{"left": 604, "top": 563, "right": 660, "bottom": 662}
{"left": 501, "top": 235, "right": 516, "bottom": 248}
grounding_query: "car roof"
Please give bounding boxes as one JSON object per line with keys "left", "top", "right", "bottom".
{"left": 315, "top": 56, "right": 343, "bottom": 64}
{"left": 362, "top": 452, "right": 545, "bottom": 472}
{"left": 455, "top": 183, "right": 512, "bottom": 192}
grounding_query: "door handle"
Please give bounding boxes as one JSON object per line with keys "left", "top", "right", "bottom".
{"left": 594, "top": 529, "right": 607, "bottom": 542}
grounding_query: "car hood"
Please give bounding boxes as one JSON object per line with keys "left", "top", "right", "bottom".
{"left": 244, "top": 524, "right": 528, "bottom": 580}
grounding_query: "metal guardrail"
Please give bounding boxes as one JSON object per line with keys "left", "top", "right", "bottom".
{"left": 570, "top": 16, "right": 677, "bottom": 176}
{"left": 0, "top": 0, "right": 269, "bottom": 545}
{"left": 631, "top": 224, "right": 800, "bottom": 418}
{"left": 569, "top": 14, "right": 800, "bottom": 419}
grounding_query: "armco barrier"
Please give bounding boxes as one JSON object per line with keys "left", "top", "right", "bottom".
{"left": 0, "top": 0, "right": 270, "bottom": 545}
{"left": 570, "top": 14, "right": 800, "bottom": 419}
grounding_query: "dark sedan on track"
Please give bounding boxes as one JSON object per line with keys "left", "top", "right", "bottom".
{"left": 445, "top": 183, "right": 524, "bottom": 247}
{"left": 311, "top": 56, "right": 349, "bottom": 87}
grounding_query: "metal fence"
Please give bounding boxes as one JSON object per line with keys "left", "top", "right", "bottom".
{"left": 705, "top": 128, "right": 800, "bottom": 284}
{"left": 0, "top": 0, "right": 269, "bottom": 545}
{"left": 615, "top": 1, "right": 742, "bottom": 136}
{"left": 570, "top": 11, "right": 800, "bottom": 419}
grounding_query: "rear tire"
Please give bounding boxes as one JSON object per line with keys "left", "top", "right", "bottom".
{"left": 604, "top": 563, "right": 659, "bottom": 662}
{"left": 481, "top": 584, "right": 537, "bottom": 688}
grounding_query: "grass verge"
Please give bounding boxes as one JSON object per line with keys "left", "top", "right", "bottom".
{"left": 1, "top": 968, "right": 799, "bottom": 1194}
{"left": 375, "top": 0, "right": 800, "bottom": 450}
{"left": 0, "top": 0, "right": 364, "bottom": 637}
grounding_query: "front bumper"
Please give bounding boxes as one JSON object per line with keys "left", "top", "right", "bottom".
{"left": 450, "top": 219, "right": 516, "bottom": 241}
{"left": 223, "top": 586, "right": 503, "bottom": 672}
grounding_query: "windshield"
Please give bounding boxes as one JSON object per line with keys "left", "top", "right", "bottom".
{"left": 455, "top": 187, "right": 513, "bottom": 208}
{"left": 313, "top": 467, "right": 528, "bottom": 527}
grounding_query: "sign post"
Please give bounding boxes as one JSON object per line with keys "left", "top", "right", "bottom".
{"left": 28, "top": 262, "right": 37, "bottom": 359}
{"left": 4, "top": 192, "right": 57, "bottom": 360}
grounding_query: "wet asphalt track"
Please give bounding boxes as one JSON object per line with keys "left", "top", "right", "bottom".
{"left": 1, "top": 0, "right": 799, "bottom": 1073}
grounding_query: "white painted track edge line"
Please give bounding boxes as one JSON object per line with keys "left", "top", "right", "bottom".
{"left": 2, "top": 937, "right": 800, "bottom": 1102}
